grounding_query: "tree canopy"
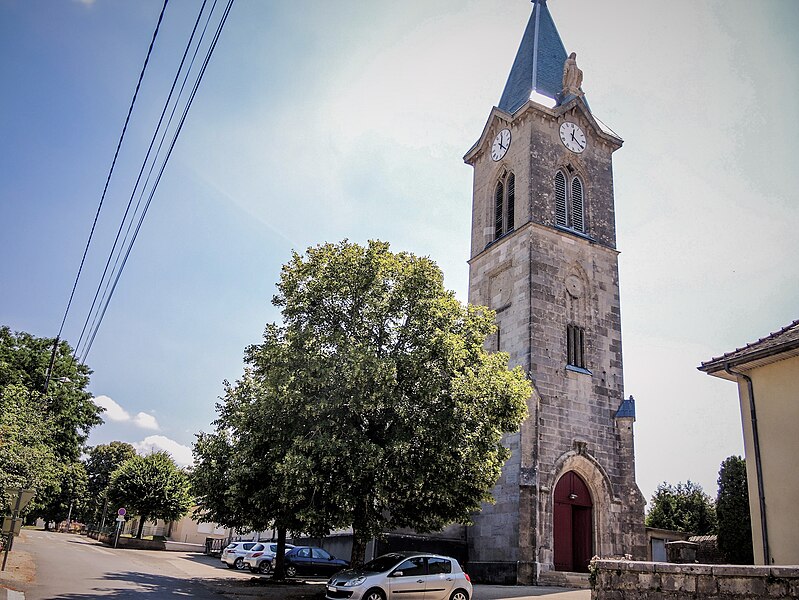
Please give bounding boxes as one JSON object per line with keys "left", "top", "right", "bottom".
{"left": 0, "top": 327, "right": 102, "bottom": 524}
{"left": 645, "top": 480, "right": 717, "bottom": 535}
{"left": 716, "top": 455, "right": 753, "bottom": 564}
{"left": 194, "top": 240, "right": 531, "bottom": 567}
{"left": 0, "top": 326, "right": 101, "bottom": 462}
{"left": 85, "top": 441, "right": 137, "bottom": 523}
{"left": 0, "top": 384, "right": 60, "bottom": 509}
{"left": 107, "top": 452, "right": 192, "bottom": 538}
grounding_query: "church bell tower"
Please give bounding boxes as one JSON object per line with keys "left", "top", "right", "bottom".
{"left": 464, "top": 0, "right": 646, "bottom": 584}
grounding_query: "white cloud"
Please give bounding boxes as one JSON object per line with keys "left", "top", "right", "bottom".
{"left": 132, "top": 412, "right": 159, "bottom": 431}
{"left": 95, "top": 395, "right": 160, "bottom": 431}
{"left": 134, "top": 435, "right": 193, "bottom": 468}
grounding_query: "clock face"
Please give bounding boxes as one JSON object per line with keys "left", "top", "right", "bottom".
{"left": 559, "top": 121, "right": 586, "bottom": 153}
{"left": 491, "top": 128, "right": 511, "bottom": 161}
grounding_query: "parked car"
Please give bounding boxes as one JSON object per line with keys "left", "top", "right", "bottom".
{"left": 221, "top": 540, "right": 260, "bottom": 570}
{"left": 284, "top": 546, "right": 349, "bottom": 578}
{"left": 244, "top": 542, "right": 296, "bottom": 574}
{"left": 325, "top": 551, "right": 472, "bottom": 600}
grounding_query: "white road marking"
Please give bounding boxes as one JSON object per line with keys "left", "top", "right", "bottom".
{"left": 88, "top": 546, "right": 114, "bottom": 556}
{"left": 8, "top": 591, "right": 25, "bottom": 599}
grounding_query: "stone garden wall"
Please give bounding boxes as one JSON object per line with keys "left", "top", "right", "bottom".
{"left": 591, "top": 559, "right": 799, "bottom": 599}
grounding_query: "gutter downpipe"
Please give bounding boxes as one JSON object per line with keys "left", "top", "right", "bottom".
{"left": 724, "top": 362, "right": 770, "bottom": 565}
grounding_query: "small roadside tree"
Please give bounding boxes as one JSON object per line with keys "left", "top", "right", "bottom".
{"left": 85, "top": 442, "right": 137, "bottom": 525}
{"left": 717, "top": 456, "right": 753, "bottom": 564}
{"left": 645, "top": 480, "right": 717, "bottom": 535}
{"left": 107, "top": 452, "right": 192, "bottom": 538}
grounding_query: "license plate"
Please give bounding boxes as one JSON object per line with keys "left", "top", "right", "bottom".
{"left": 327, "top": 585, "right": 336, "bottom": 592}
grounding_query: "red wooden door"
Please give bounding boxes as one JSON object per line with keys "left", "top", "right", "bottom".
{"left": 553, "top": 471, "right": 593, "bottom": 572}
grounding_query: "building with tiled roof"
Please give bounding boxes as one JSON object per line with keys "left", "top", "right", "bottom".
{"left": 698, "top": 319, "right": 799, "bottom": 565}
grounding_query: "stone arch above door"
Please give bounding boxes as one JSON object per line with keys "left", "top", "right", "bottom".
{"left": 545, "top": 447, "right": 622, "bottom": 561}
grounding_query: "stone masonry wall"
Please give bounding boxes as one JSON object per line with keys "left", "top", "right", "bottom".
{"left": 592, "top": 559, "right": 799, "bottom": 600}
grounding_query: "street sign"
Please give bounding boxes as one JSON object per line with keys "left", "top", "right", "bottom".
{"left": 117, "top": 507, "right": 126, "bottom": 516}
{"left": 1, "top": 517, "right": 21, "bottom": 536}
{"left": 115, "top": 515, "right": 125, "bottom": 523}
{"left": 4, "top": 489, "right": 35, "bottom": 513}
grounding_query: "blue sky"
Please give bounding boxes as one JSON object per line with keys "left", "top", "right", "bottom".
{"left": 1, "top": 0, "right": 797, "bottom": 506}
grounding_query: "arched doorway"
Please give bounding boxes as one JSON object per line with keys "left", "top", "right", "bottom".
{"left": 554, "top": 471, "right": 593, "bottom": 572}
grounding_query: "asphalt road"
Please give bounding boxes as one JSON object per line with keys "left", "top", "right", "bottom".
{"left": 18, "top": 529, "right": 239, "bottom": 599}
{"left": 10, "top": 530, "right": 590, "bottom": 600}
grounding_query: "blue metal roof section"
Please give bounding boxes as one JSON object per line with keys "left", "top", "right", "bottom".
{"left": 497, "top": 0, "right": 587, "bottom": 113}
{"left": 615, "top": 396, "right": 636, "bottom": 420}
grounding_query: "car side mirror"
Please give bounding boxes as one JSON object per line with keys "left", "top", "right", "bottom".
{"left": 329, "top": 556, "right": 335, "bottom": 560}
{"left": 391, "top": 571, "right": 403, "bottom": 578}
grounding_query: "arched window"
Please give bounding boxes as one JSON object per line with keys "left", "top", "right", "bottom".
{"left": 554, "top": 170, "right": 586, "bottom": 233}
{"left": 494, "top": 180, "right": 504, "bottom": 240}
{"left": 555, "top": 171, "right": 567, "bottom": 227}
{"left": 494, "top": 171, "right": 516, "bottom": 240}
{"left": 571, "top": 177, "right": 584, "bottom": 232}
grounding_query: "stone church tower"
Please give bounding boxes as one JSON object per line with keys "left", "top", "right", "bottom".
{"left": 464, "top": 0, "right": 646, "bottom": 584}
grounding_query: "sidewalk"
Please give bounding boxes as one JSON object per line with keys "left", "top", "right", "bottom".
{"left": 0, "top": 532, "right": 33, "bottom": 599}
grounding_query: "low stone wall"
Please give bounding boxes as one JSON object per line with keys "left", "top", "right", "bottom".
{"left": 95, "top": 532, "right": 166, "bottom": 550}
{"left": 591, "top": 559, "right": 799, "bottom": 599}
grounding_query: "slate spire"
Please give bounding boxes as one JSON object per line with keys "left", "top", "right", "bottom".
{"left": 498, "top": 0, "right": 584, "bottom": 113}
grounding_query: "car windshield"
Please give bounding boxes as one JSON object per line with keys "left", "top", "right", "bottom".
{"left": 361, "top": 554, "right": 407, "bottom": 573}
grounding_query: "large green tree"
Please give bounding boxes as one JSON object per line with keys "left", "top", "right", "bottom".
{"left": 107, "top": 452, "right": 192, "bottom": 538}
{"left": 0, "top": 326, "right": 101, "bottom": 462}
{"left": 0, "top": 327, "right": 102, "bottom": 525}
{"left": 717, "top": 456, "right": 753, "bottom": 564}
{"left": 85, "top": 441, "right": 137, "bottom": 525}
{"left": 645, "top": 480, "right": 717, "bottom": 535}
{"left": 195, "top": 240, "right": 531, "bottom": 567}
{"left": 0, "top": 384, "right": 60, "bottom": 509}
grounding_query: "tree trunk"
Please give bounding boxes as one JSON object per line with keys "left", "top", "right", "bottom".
{"left": 350, "top": 525, "right": 369, "bottom": 568}
{"left": 272, "top": 527, "right": 287, "bottom": 580}
{"left": 136, "top": 516, "right": 146, "bottom": 539}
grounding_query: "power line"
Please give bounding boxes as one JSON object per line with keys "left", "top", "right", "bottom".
{"left": 79, "top": 0, "right": 236, "bottom": 362}
{"left": 56, "top": 0, "right": 170, "bottom": 347}
{"left": 73, "top": 0, "right": 211, "bottom": 357}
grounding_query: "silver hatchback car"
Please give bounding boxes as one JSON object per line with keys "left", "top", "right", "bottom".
{"left": 326, "top": 552, "right": 472, "bottom": 600}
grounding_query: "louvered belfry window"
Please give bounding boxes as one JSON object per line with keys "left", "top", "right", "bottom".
{"left": 506, "top": 173, "right": 515, "bottom": 231}
{"left": 555, "top": 170, "right": 586, "bottom": 233}
{"left": 555, "top": 171, "right": 568, "bottom": 226}
{"left": 494, "top": 172, "right": 515, "bottom": 240}
{"left": 567, "top": 323, "right": 586, "bottom": 368}
{"left": 494, "top": 181, "right": 504, "bottom": 240}
{"left": 571, "top": 177, "right": 584, "bottom": 232}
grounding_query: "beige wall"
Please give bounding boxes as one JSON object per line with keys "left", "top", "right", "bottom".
{"left": 736, "top": 355, "right": 799, "bottom": 565}
{"left": 168, "top": 513, "right": 229, "bottom": 545}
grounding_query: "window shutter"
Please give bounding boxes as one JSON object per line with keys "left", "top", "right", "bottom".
{"left": 495, "top": 181, "right": 504, "bottom": 239}
{"left": 506, "top": 173, "right": 515, "bottom": 231}
{"left": 555, "top": 171, "right": 567, "bottom": 227}
{"left": 571, "top": 177, "right": 584, "bottom": 232}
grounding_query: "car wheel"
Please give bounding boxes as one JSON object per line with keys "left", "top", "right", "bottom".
{"left": 363, "top": 588, "right": 385, "bottom": 600}
{"left": 450, "top": 590, "right": 469, "bottom": 600}
{"left": 285, "top": 565, "right": 297, "bottom": 578}
{"left": 259, "top": 561, "right": 273, "bottom": 575}
{"left": 234, "top": 557, "right": 245, "bottom": 570}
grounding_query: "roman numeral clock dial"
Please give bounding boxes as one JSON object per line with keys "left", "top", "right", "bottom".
{"left": 491, "top": 128, "right": 511, "bottom": 161}
{"left": 559, "top": 121, "right": 586, "bottom": 154}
